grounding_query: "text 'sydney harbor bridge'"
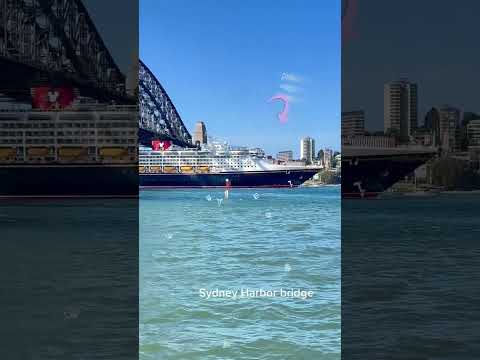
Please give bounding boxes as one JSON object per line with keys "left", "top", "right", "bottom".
{"left": 0, "top": 0, "right": 192, "bottom": 147}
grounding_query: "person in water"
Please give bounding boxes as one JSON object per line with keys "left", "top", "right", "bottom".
{"left": 224, "top": 178, "right": 231, "bottom": 200}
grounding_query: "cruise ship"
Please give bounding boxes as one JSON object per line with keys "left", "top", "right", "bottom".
{"left": 139, "top": 140, "right": 321, "bottom": 188}
{"left": 0, "top": 100, "right": 138, "bottom": 197}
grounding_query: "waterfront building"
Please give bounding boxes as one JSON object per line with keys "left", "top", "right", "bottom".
{"left": 413, "top": 127, "right": 434, "bottom": 146}
{"left": 192, "top": 121, "right": 207, "bottom": 147}
{"left": 342, "top": 110, "right": 365, "bottom": 137}
{"left": 277, "top": 150, "right": 293, "bottom": 162}
{"left": 300, "top": 137, "right": 315, "bottom": 164}
{"left": 467, "top": 120, "right": 480, "bottom": 147}
{"left": 384, "top": 79, "right": 418, "bottom": 140}
{"left": 341, "top": 134, "right": 396, "bottom": 148}
{"left": 323, "top": 148, "right": 333, "bottom": 169}
{"left": 424, "top": 107, "right": 441, "bottom": 146}
{"left": 439, "top": 106, "right": 461, "bottom": 153}
{"left": 334, "top": 153, "right": 341, "bottom": 169}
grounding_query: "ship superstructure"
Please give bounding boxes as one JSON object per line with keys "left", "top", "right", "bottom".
{"left": 0, "top": 102, "right": 138, "bottom": 196}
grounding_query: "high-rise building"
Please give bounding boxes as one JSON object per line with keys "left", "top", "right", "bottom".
{"left": 342, "top": 110, "right": 365, "bottom": 137}
{"left": 300, "top": 137, "right": 315, "bottom": 164}
{"left": 192, "top": 121, "right": 207, "bottom": 146}
{"left": 384, "top": 79, "right": 418, "bottom": 140}
{"left": 439, "top": 106, "right": 461, "bottom": 153}
{"left": 424, "top": 107, "right": 441, "bottom": 146}
{"left": 277, "top": 150, "right": 293, "bottom": 162}
{"left": 323, "top": 148, "right": 333, "bottom": 169}
{"left": 467, "top": 120, "right": 480, "bottom": 147}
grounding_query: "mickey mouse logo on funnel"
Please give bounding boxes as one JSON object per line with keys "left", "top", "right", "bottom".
{"left": 151, "top": 140, "right": 172, "bottom": 151}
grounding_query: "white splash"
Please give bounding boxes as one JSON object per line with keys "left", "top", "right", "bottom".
{"left": 166, "top": 233, "right": 173, "bottom": 240}
{"left": 216, "top": 198, "right": 223, "bottom": 206}
{"left": 265, "top": 212, "right": 272, "bottom": 219}
{"left": 253, "top": 193, "right": 260, "bottom": 200}
{"left": 206, "top": 194, "right": 212, "bottom": 201}
{"left": 223, "top": 340, "right": 230, "bottom": 349}
{"left": 284, "top": 263, "right": 292, "bottom": 272}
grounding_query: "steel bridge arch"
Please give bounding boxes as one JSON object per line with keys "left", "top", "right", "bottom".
{"left": 139, "top": 59, "right": 192, "bottom": 147}
{"left": 0, "top": 0, "right": 129, "bottom": 100}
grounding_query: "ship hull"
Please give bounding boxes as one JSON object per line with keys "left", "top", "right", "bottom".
{"left": 342, "top": 151, "right": 437, "bottom": 198}
{"left": 140, "top": 169, "right": 319, "bottom": 188}
{"left": 0, "top": 164, "right": 138, "bottom": 197}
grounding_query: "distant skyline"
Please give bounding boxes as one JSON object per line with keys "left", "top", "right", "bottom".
{"left": 342, "top": 0, "right": 480, "bottom": 132}
{"left": 141, "top": 0, "right": 340, "bottom": 157}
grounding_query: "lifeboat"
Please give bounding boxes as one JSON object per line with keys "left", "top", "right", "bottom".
{"left": 150, "top": 166, "right": 161, "bottom": 173}
{"left": 0, "top": 147, "right": 16, "bottom": 160}
{"left": 180, "top": 166, "right": 194, "bottom": 173}
{"left": 27, "top": 147, "right": 49, "bottom": 157}
{"left": 163, "top": 166, "right": 177, "bottom": 173}
{"left": 58, "top": 147, "right": 87, "bottom": 159}
{"left": 139, "top": 166, "right": 146, "bottom": 173}
{"left": 197, "top": 166, "right": 210, "bottom": 173}
{"left": 99, "top": 147, "right": 128, "bottom": 158}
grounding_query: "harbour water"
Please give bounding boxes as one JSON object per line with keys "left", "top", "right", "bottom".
{"left": 140, "top": 187, "right": 341, "bottom": 359}
{"left": 342, "top": 193, "right": 480, "bottom": 358}
{"left": 0, "top": 199, "right": 138, "bottom": 359}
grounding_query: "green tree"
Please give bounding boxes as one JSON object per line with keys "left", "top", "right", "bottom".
{"left": 317, "top": 170, "right": 340, "bottom": 184}
{"left": 431, "top": 157, "right": 480, "bottom": 190}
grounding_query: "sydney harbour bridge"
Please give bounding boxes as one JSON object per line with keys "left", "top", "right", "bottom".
{"left": 0, "top": 0, "right": 192, "bottom": 147}
{"left": 139, "top": 60, "right": 192, "bottom": 147}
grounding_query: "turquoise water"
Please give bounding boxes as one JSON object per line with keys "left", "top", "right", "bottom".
{"left": 140, "top": 187, "right": 341, "bottom": 359}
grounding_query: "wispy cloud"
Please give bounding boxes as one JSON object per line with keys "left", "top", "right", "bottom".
{"left": 286, "top": 95, "right": 303, "bottom": 103}
{"left": 279, "top": 83, "right": 301, "bottom": 93}
{"left": 281, "top": 72, "right": 304, "bottom": 83}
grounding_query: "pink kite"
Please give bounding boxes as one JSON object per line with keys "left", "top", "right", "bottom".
{"left": 269, "top": 94, "right": 290, "bottom": 124}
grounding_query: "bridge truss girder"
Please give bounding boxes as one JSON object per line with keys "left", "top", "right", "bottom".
{"left": 139, "top": 59, "right": 192, "bottom": 147}
{"left": 0, "top": 0, "right": 126, "bottom": 98}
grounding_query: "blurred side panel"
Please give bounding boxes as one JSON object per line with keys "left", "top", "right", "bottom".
{"left": 0, "top": 0, "right": 139, "bottom": 358}
{"left": 342, "top": 0, "right": 480, "bottom": 358}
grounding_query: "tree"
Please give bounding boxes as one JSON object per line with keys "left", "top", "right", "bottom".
{"left": 317, "top": 170, "right": 340, "bottom": 184}
{"left": 430, "top": 157, "right": 480, "bottom": 190}
{"left": 317, "top": 149, "right": 324, "bottom": 161}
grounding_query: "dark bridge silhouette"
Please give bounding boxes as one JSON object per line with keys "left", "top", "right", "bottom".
{"left": 1, "top": 0, "right": 192, "bottom": 147}
{"left": 0, "top": 0, "right": 133, "bottom": 104}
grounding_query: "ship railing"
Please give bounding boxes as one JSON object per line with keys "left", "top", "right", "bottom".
{"left": 0, "top": 105, "right": 138, "bottom": 113}
{"left": 142, "top": 163, "right": 213, "bottom": 174}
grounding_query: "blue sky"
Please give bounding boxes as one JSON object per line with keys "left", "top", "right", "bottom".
{"left": 140, "top": 0, "right": 340, "bottom": 157}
